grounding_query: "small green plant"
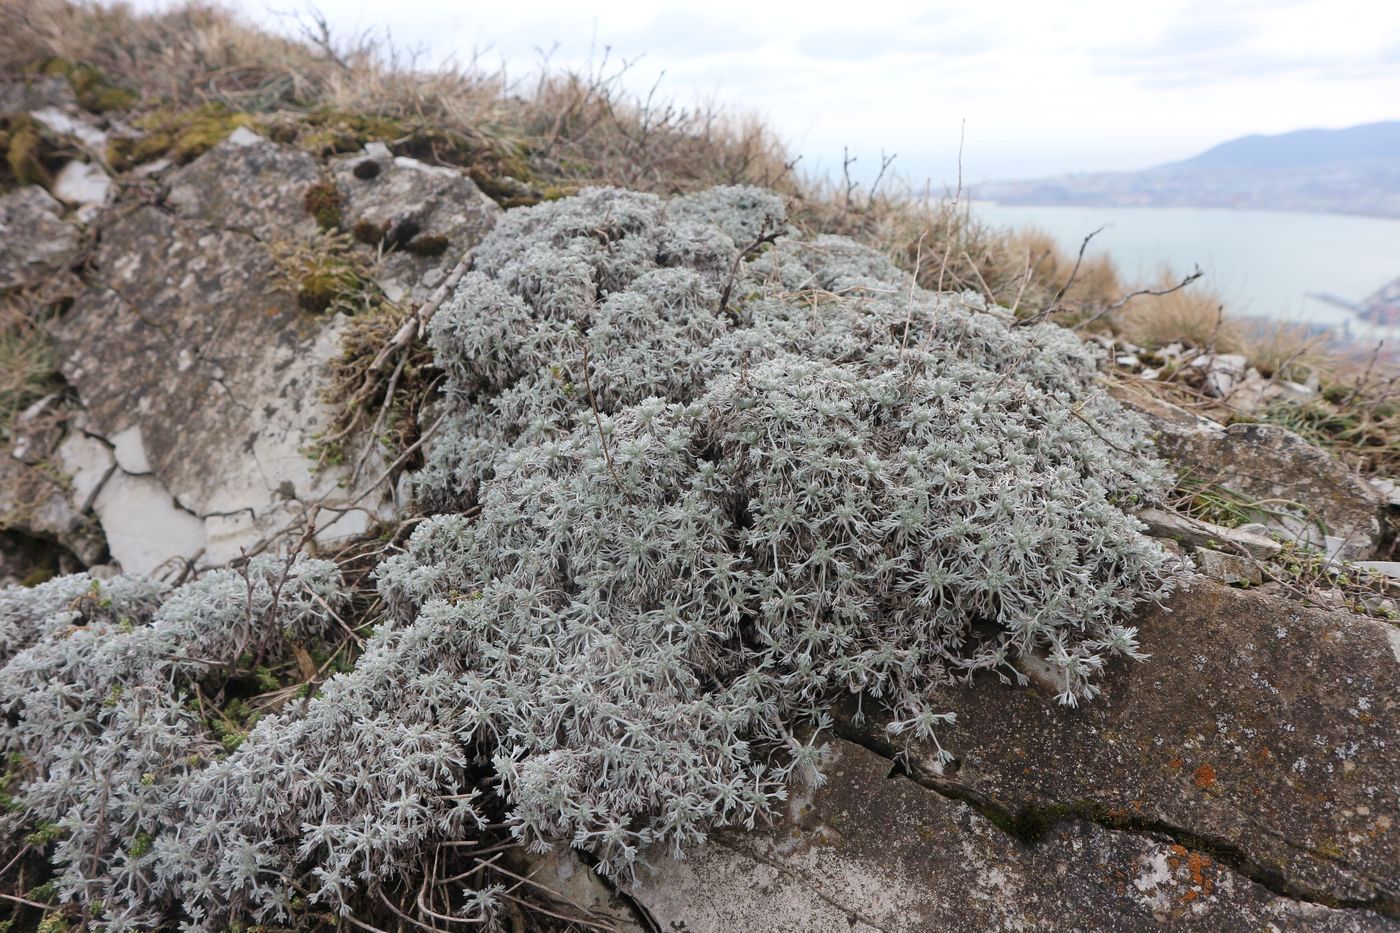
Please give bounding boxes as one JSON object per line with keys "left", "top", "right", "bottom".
{"left": 301, "top": 180, "right": 342, "bottom": 230}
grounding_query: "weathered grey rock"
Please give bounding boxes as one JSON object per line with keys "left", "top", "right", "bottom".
{"left": 1372, "top": 477, "right": 1400, "bottom": 509}
{"left": 332, "top": 152, "right": 500, "bottom": 301}
{"left": 0, "top": 186, "right": 80, "bottom": 291}
{"left": 9, "top": 394, "right": 65, "bottom": 465}
{"left": 164, "top": 136, "right": 321, "bottom": 243}
{"left": 1353, "top": 561, "right": 1400, "bottom": 581}
{"left": 41, "top": 135, "right": 501, "bottom": 569}
{"left": 29, "top": 106, "right": 109, "bottom": 154}
{"left": 1226, "top": 371, "right": 1320, "bottom": 416}
{"left": 628, "top": 737, "right": 1389, "bottom": 931}
{"left": 1190, "top": 352, "right": 1248, "bottom": 398}
{"left": 1137, "top": 507, "right": 1281, "bottom": 559}
{"left": 0, "top": 449, "right": 106, "bottom": 567}
{"left": 525, "top": 851, "right": 644, "bottom": 933}
{"left": 1193, "top": 546, "right": 1263, "bottom": 585}
{"left": 0, "top": 77, "right": 76, "bottom": 112}
{"left": 840, "top": 581, "right": 1398, "bottom": 916}
{"left": 1123, "top": 389, "right": 1384, "bottom": 559}
{"left": 48, "top": 204, "right": 358, "bottom": 568}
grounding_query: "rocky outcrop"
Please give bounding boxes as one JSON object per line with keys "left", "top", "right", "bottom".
{"left": 332, "top": 144, "right": 502, "bottom": 302}
{"left": 1121, "top": 388, "right": 1385, "bottom": 559}
{"left": 620, "top": 581, "right": 1399, "bottom": 931}
{"left": 0, "top": 187, "right": 80, "bottom": 290}
{"left": 2, "top": 130, "right": 501, "bottom": 577}
{"left": 628, "top": 739, "right": 1388, "bottom": 931}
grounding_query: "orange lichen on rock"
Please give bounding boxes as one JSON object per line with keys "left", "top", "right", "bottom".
{"left": 1192, "top": 763, "right": 1217, "bottom": 789}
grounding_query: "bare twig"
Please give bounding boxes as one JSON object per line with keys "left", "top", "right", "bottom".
{"left": 1016, "top": 226, "right": 1104, "bottom": 326}
{"left": 580, "top": 343, "right": 623, "bottom": 487}
{"left": 1073, "top": 266, "right": 1205, "bottom": 332}
{"left": 718, "top": 215, "right": 781, "bottom": 314}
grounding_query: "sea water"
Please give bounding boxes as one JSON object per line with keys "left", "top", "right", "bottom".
{"left": 971, "top": 202, "right": 1400, "bottom": 345}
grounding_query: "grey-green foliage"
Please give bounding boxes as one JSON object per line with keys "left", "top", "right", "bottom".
{"left": 0, "top": 557, "right": 345, "bottom": 929}
{"left": 0, "top": 186, "right": 1185, "bottom": 929}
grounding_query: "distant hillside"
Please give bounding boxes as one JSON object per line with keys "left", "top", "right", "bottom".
{"left": 1176, "top": 122, "right": 1400, "bottom": 170}
{"left": 977, "top": 122, "right": 1400, "bottom": 218}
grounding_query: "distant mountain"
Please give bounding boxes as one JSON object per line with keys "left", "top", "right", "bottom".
{"left": 976, "top": 122, "right": 1400, "bottom": 218}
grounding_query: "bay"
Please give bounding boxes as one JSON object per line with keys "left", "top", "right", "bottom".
{"left": 971, "top": 202, "right": 1400, "bottom": 343}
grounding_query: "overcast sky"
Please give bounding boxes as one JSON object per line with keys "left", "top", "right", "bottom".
{"left": 205, "top": 0, "right": 1399, "bottom": 187}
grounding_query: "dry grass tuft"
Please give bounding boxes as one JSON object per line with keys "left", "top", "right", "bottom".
{"left": 0, "top": 304, "right": 56, "bottom": 441}
{"left": 1116, "top": 266, "right": 1242, "bottom": 353}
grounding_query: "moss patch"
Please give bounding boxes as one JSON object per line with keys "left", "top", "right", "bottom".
{"left": 405, "top": 233, "right": 449, "bottom": 257}
{"left": 295, "top": 258, "right": 361, "bottom": 313}
{"left": 31, "top": 58, "right": 138, "bottom": 114}
{"left": 351, "top": 219, "right": 385, "bottom": 246}
{"left": 302, "top": 181, "right": 342, "bottom": 230}
{"left": 107, "top": 104, "right": 257, "bottom": 171}
{"left": 1, "top": 114, "right": 69, "bottom": 190}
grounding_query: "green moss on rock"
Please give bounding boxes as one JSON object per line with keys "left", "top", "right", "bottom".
{"left": 302, "top": 180, "right": 342, "bottom": 230}
{"left": 107, "top": 104, "right": 257, "bottom": 171}
{"left": 33, "top": 58, "right": 138, "bottom": 114}
{"left": 1, "top": 114, "right": 54, "bottom": 189}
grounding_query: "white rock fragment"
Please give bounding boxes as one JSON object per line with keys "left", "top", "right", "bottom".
{"left": 1370, "top": 477, "right": 1400, "bottom": 508}
{"left": 109, "top": 424, "right": 152, "bottom": 474}
{"left": 1351, "top": 560, "right": 1400, "bottom": 580}
{"left": 51, "top": 160, "right": 112, "bottom": 208}
{"left": 1190, "top": 353, "right": 1249, "bottom": 398}
{"left": 226, "top": 125, "right": 265, "bottom": 147}
{"left": 57, "top": 431, "right": 115, "bottom": 510}
{"left": 92, "top": 472, "right": 206, "bottom": 577}
{"left": 29, "top": 106, "right": 108, "bottom": 150}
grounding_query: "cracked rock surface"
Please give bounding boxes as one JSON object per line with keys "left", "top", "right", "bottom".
{"left": 332, "top": 148, "right": 502, "bottom": 302}
{"left": 26, "top": 133, "right": 501, "bottom": 573}
{"left": 628, "top": 580, "right": 1397, "bottom": 931}
{"left": 628, "top": 738, "right": 1389, "bottom": 932}
{"left": 1121, "top": 387, "right": 1385, "bottom": 559}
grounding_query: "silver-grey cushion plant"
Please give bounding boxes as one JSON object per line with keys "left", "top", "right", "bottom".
{"left": 0, "top": 186, "right": 1185, "bottom": 929}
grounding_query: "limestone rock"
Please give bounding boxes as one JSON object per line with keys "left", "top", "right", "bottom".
{"left": 843, "top": 581, "right": 1398, "bottom": 915}
{"left": 628, "top": 737, "right": 1388, "bottom": 932}
{"left": 51, "top": 160, "right": 112, "bottom": 209}
{"left": 9, "top": 394, "right": 65, "bottom": 465}
{"left": 91, "top": 469, "right": 206, "bottom": 576}
{"left": 47, "top": 204, "right": 353, "bottom": 568}
{"left": 0, "top": 448, "right": 106, "bottom": 567}
{"left": 1136, "top": 507, "right": 1281, "bottom": 559}
{"left": 1123, "top": 389, "right": 1384, "bottom": 559}
{"left": 0, "top": 187, "right": 80, "bottom": 291}
{"left": 1189, "top": 352, "right": 1248, "bottom": 398}
{"left": 1371, "top": 477, "right": 1400, "bottom": 508}
{"left": 164, "top": 136, "right": 321, "bottom": 243}
{"left": 332, "top": 151, "right": 500, "bottom": 301}
{"left": 29, "top": 107, "right": 109, "bottom": 153}
{"left": 1192, "top": 546, "right": 1263, "bottom": 585}
{"left": 1352, "top": 560, "right": 1400, "bottom": 581}
{"left": 0, "top": 77, "right": 76, "bottom": 112}
{"left": 41, "top": 134, "right": 501, "bottom": 570}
